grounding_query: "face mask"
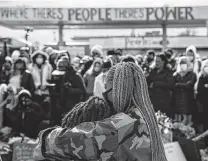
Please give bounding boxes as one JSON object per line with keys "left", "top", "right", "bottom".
{"left": 188, "top": 56, "right": 194, "bottom": 62}
{"left": 166, "top": 54, "right": 171, "bottom": 59}
{"left": 180, "top": 64, "right": 188, "bottom": 72}
{"left": 204, "top": 67, "right": 208, "bottom": 74}
{"left": 147, "top": 57, "right": 153, "bottom": 62}
{"left": 94, "top": 67, "right": 101, "bottom": 72}
{"left": 36, "top": 58, "right": 44, "bottom": 65}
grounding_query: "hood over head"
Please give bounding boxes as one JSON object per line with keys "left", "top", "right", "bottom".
{"left": 18, "top": 89, "right": 32, "bottom": 99}
{"left": 93, "top": 58, "right": 103, "bottom": 66}
{"left": 11, "top": 50, "right": 20, "bottom": 62}
{"left": 31, "top": 51, "right": 48, "bottom": 63}
{"left": 5, "top": 56, "right": 13, "bottom": 65}
{"left": 90, "top": 45, "right": 104, "bottom": 58}
{"left": 175, "top": 56, "right": 192, "bottom": 74}
{"left": 185, "top": 45, "right": 199, "bottom": 59}
{"left": 81, "top": 55, "right": 93, "bottom": 63}
{"left": 147, "top": 50, "right": 156, "bottom": 57}
{"left": 201, "top": 59, "right": 208, "bottom": 73}
{"left": 45, "top": 47, "right": 53, "bottom": 55}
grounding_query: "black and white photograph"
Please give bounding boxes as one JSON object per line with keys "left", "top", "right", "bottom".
{"left": 0, "top": 0, "right": 208, "bottom": 161}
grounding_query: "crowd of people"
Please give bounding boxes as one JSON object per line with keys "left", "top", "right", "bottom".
{"left": 0, "top": 44, "right": 207, "bottom": 142}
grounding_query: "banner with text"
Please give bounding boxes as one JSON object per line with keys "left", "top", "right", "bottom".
{"left": 1, "top": 7, "right": 208, "bottom": 23}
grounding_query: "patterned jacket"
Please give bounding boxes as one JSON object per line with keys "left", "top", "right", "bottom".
{"left": 33, "top": 108, "right": 164, "bottom": 161}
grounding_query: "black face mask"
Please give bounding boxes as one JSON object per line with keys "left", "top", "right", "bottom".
{"left": 102, "top": 88, "right": 113, "bottom": 107}
{"left": 166, "top": 54, "right": 172, "bottom": 59}
{"left": 147, "top": 57, "right": 153, "bottom": 62}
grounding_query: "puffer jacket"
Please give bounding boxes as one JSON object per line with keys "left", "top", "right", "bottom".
{"left": 33, "top": 107, "right": 162, "bottom": 161}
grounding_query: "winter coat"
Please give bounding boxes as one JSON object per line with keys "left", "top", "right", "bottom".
{"left": 84, "top": 59, "right": 103, "bottom": 96}
{"left": 28, "top": 63, "right": 52, "bottom": 95}
{"left": 3, "top": 102, "right": 44, "bottom": 138}
{"left": 0, "top": 71, "right": 10, "bottom": 84}
{"left": 33, "top": 107, "right": 164, "bottom": 161}
{"left": 172, "top": 71, "right": 197, "bottom": 115}
{"left": 19, "top": 70, "right": 36, "bottom": 96}
{"left": 28, "top": 51, "right": 52, "bottom": 96}
{"left": 147, "top": 68, "right": 174, "bottom": 115}
{"left": 93, "top": 72, "right": 106, "bottom": 98}
{"left": 84, "top": 72, "right": 99, "bottom": 96}
{"left": 196, "top": 74, "right": 208, "bottom": 125}
{"left": 185, "top": 45, "right": 201, "bottom": 75}
{"left": 60, "top": 67, "right": 86, "bottom": 114}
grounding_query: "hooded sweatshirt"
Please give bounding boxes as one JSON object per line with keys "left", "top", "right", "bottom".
{"left": 84, "top": 58, "right": 103, "bottom": 96}
{"left": 185, "top": 45, "right": 201, "bottom": 74}
{"left": 28, "top": 51, "right": 52, "bottom": 95}
{"left": 185, "top": 45, "right": 202, "bottom": 92}
{"left": 90, "top": 45, "right": 104, "bottom": 58}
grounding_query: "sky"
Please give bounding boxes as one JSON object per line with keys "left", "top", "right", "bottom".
{"left": 0, "top": 0, "right": 208, "bottom": 44}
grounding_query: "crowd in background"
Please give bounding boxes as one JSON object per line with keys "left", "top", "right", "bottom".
{"left": 0, "top": 44, "right": 207, "bottom": 139}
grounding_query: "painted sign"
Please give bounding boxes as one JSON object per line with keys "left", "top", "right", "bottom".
{"left": 59, "top": 46, "right": 85, "bottom": 58}
{"left": 0, "top": 8, "right": 68, "bottom": 21}
{"left": 12, "top": 143, "right": 37, "bottom": 161}
{"left": 126, "top": 37, "right": 162, "bottom": 48}
{"left": 0, "top": 7, "right": 196, "bottom": 22}
{"left": 2, "top": 7, "right": 208, "bottom": 22}
{"left": 68, "top": 7, "right": 194, "bottom": 22}
{"left": 164, "top": 142, "right": 187, "bottom": 161}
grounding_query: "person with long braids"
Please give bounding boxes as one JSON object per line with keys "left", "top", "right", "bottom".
{"left": 33, "top": 62, "right": 167, "bottom": 161}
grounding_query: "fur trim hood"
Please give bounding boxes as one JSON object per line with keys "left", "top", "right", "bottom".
{"left": 31, "top": 51, "right": 48, "bottom": 63}
{"left": 18, "top": 89, "right": 32, "bottom": 98}
{"left": 90, "top": 45, "right": 104, "bottom": 58}
{"left": 186, "top": 45, "right": 200, "bottom": 60}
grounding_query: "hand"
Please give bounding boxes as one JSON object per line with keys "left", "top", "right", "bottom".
{"left": 42, "top": 120, "right": 50, "bottom": 124}
{"left": 166, "top": 64, "right": 172, "bottom": 69}
{"left": 0, "top": 127, "right": 12, "bottom": 135}
{"left": 64, "top": 82, "right": 72, "bottom": 87}
{"left": 149, "top": 83, "right": 154, "bottom": 88}
{"left": 204, "top": 84, "right": 208, "bottom": 88}
{"left": 175, "top": 83, "right": 182, "bottom": 86}
{"left": 40, "top": 85, "right": 47, "bottom": 90}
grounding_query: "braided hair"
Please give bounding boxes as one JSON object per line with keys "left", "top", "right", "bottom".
{"left": 61, "top": 96, "right": 115, "bottom": 128}
{"left": 106, "top": 62, "right": 167, "bottom": 161}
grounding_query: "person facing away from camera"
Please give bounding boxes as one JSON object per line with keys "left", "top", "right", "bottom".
{"left": 33, "top": 62, "right": 167, "bottom": 161}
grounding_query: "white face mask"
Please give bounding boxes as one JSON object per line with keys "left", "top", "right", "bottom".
{"left": 204, "top": 67, "right": 208, "bottom": 74}
{"left": 180, "top": 64, "right": 188, "bottom": 72}
{"left": 36, "top": 58, "right": 44, "bottom": 65}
